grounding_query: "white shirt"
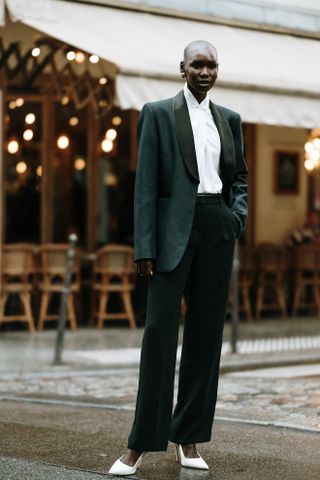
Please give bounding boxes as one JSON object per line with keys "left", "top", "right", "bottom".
{"left": 183, "top": 82, "right": 222, "bottom": 194}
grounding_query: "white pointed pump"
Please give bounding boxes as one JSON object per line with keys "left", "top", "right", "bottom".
{"left": 174, "top": 444, "right": 209, "bottom": 470}
{"left": 108, "top": 451, "right": 146, "bottom": 476}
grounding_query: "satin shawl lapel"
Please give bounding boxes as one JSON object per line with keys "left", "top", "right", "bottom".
{"left": 209, "top": 101, "right": 236, "bottom": 181}
{"left": 173, "top": 90, "right": 199, "bottom": 183}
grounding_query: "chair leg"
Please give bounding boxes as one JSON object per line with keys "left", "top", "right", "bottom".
{"left": 122, "top": 291, "right": 136, "bottom": 329}
{"left": 97, "top": 292, "right": 108, "bottom": 329}
{"left": 255, "top": 286, "right": 264, "bottom": 319}
{"left": 312, "top": 283, "right": 320, "bottom": 316}
{"left": 276, "top": 286, "right": 287, "bottom": 318}
{"left": 292, "top": 282, "right": 302, "bottom": 316}
{"left": 21, "top": 292, "right": 35, "bottom": 333}
{"left": 67, "top": 294, "right": 77, "bottom": 331}
{"left": 242, "top": 284, "right": 253, "bottom": 322}
{"left": 38, "top": 292, "right": 51, "bottom": 332}
{"left": 0, "top": 293, "right": 8, "bottom": 321}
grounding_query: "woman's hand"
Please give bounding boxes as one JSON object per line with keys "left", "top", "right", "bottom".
{"left": 135, "top": 259, "right": 154, "bottom": 277}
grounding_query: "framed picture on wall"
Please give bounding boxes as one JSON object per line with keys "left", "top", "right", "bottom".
{"left": 274, "top": 150, "right": 300, "bottom": 195}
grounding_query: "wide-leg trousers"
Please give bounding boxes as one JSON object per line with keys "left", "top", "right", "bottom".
{"left": 127, "top": 193, "right": 238, "bottom": 451}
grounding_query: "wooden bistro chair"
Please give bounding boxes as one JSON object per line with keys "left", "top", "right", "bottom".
{"left": 255, "top": 243, "right": 288, "bottom": 319}
{"left": 92, "top": 245, "right": 136, "bottom": 329}
{"left": 292, "top": 244, "right": 320, "bottom": 316}
{"left": 37, "top": 244, "right": 81, "bottom": 331}
{"left": 0, "top": 244, "right": 37, "bottom": 332}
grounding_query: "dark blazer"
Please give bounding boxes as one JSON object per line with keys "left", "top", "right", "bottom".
{"left": 133, "top": 89, "right": 248, "bottom": 272}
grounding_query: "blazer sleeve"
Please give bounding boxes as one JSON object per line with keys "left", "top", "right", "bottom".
{"left": 229, "top": 113, "right": 249, "bottom": 237}
{"left": 133, "top": 103, "right": 159, "bottom": 262}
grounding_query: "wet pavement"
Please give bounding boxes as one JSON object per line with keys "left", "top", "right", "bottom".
{"left": 1, "top": 319, "right": 320, "bottom": 478}
{"left": 1, "top": 400, "right": 319, "bottom": 480}
{"left": 0, "top": 318, "right": 320, "bottom": 372}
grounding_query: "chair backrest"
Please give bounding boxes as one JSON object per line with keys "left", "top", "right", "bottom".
{"left": 1, "top": 244, "right": 37, "bottom": 276}
{"left": 255, "top": 242, "right": 287, "bottom": 272}
{"left": 292, "top": 244, "right": 320, "bottom": 271}
{"left": 94, "top": 245, "right": 134, "bottom": 276}
{"left": 38, "top": 244, "right": 81, "bottom": 284}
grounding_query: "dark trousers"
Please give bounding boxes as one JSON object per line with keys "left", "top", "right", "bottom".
{"left": 127, "top": 194, "right": 237, "bottom": 451}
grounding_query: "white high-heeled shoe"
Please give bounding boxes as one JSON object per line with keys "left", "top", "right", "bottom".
{"left": 108, "top": 451, "right": 146, "bottom": 475}
{"left": 174, "top": 443, "right": 209, "bottom": 470}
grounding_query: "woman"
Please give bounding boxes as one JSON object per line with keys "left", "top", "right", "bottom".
{"left": 109, "top": 39, "right": 248, "bottom": 475}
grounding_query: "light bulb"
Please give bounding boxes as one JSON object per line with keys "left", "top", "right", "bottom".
{"left": 101, "top": 138, "right": 113, "bottom": 153}
{"left": 69, "top": 116, "right": 79, "bottom": 126}
{"left": 23, "top": 129, "right": 34, "bottom": 141}
{"left": 25, "top": 113, "right": 36, "bottom": 125}
{"left": 61, "top": 96, "right": 69, "bottom": 106}
{"left": 16, "top": 98, "right": 24, "bottom": 107}
{"left": 89, "top": 54, "right": 99, "bottom": 64}
{"left": 75, "top": 51, "right": 86, "bottom": 63}
{"left": 8, "top": 139, "right": 19, "bottom": 154}
{"left": 66, "top": 50, "right": 76, "bottom": 61}
{"left": 105, "top": 128, "right": 117, "bottom": 141}
{"left": 112, "top": 116, "right": 122, "bottom": 126}
{"left": 304, "top": 159, "right": 314, "bottom": 171}
{"left": 74, "top": 158, "right": 86, "bottom": 170}
{"left": 310, "top": 150, "right": 320, "bottom": 162}
{"left": 36, "top": 165, "right": 42, "bottom": 176}
{"left": 313, "top": 138, "right": 320, "bottom": 149}
{"left": 16, "top": 161, "right": 27, "bottom": 174}
{"left": 99, "top": 77, "right": 107, "bottom": 85}
{"left": 57, "top": 135, "right": 70, "bottom": 150}
{"left": 32, "top": 47, "right": 40, "bottom": 57}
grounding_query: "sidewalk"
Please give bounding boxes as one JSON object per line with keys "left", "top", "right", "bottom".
{"left": 0, "top": 318, "right": 320, "bottom": 435}
{"left": 1, "top": 318, "right": 319, "bottom": 479}
{"left": 0, "top": 318, "right": 320, "bottom": 373}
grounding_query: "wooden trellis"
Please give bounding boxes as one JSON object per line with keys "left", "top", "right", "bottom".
{"left": 0, "top": 36, "right": 114, "bottom": 117}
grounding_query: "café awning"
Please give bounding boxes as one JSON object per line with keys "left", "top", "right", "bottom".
{"left": 6, "top": 0, "right": 320, "bottom": 127}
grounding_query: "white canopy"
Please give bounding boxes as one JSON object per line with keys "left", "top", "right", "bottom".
{"left": 6, "top": 0, "right": 320, "bottom": 127}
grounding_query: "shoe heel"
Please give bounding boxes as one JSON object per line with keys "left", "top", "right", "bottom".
{"left": 174, "top": 444, "right": 180, "bottom": 463}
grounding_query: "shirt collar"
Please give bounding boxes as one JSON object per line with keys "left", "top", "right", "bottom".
{"left": 183, "top": 82, "right": 210, "bottom": 112}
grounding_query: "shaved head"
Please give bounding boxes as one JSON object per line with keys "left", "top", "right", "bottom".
{"left": 183, "top": 40, "right": 217, "bottom": 63}
{"left": 180, "top": 40, "right": 219, "bottom": 102}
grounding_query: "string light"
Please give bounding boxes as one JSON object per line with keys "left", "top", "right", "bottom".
{"left": 57, "top": 134, "right": 70, "bottom": 150}
{"left": 16, "top": 161, "right": 27, "bottom": 174}
{"left": 7, "top": 139, "right": 19, "bottom": 154}
{"left": 75, "top": 51, "right": 86, "bottom": 63}
{"left": 112, "top": 116, "right": 122, "bottom": 126}
{"left": 61, "top": 96, "right": 70, "bottom": 106}
{"left": 36, "top": 165, "right": 42, "bottom": 176}
{"left": 74, "top": 158, "right": 86, "bottom": 170}
{"left": 25, "top": 113, "right": 36, "bottom": 125}
{"left": 101, "top": 138, "right": 113, "bottom": 153}
{"left": 8, "top": 101, "right": 16, "bottom": 110}
{"left": 69, "top": 116, "right": 79, "bottom": 126}
{"left": 304, "top": 159, "right": 314, "bottom": 171}
{"left": 31, "top": 47, "right": 40, "bottom": 57}
{"left": 23, "top": 129, "right": 34, "bottom": 141}
{"left": 105, "top": 128, "right": 117, "bottom": 141}
{"left": 16, "top": 98, "right": 24, "bottom": 107}
{"left": 89, "top": 54, "right": 99, "bottom": 64}
{"left": 304, "top": 131, "right": 320, "bottom": 172}
{"left": 99, "top": 77, "right": 107, "bottom": 85}
{"left": 66, "top": 50, "right": 76, "bottom": 61}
